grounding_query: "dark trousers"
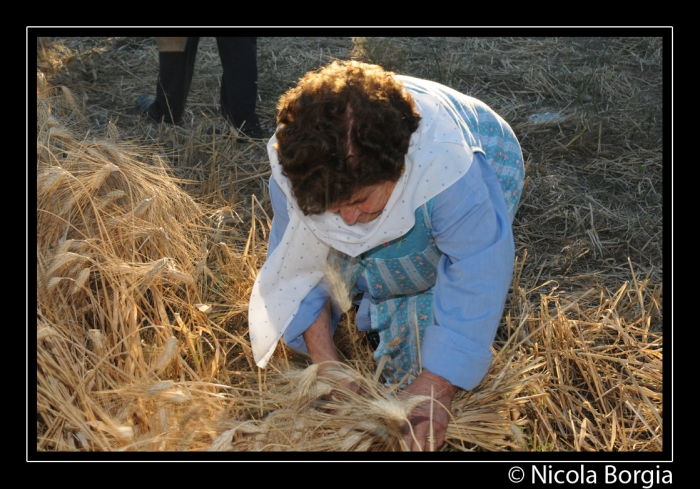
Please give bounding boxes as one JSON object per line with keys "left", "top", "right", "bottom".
{"left": 155, "top": 37, "right": 260, "bottom": 131}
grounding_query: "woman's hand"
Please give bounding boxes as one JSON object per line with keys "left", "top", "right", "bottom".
{"left": 398, "top": 369, "right": 457, "bottom": 451}
{"left": 318, "top": 364, "right": 361, "bottom": 402}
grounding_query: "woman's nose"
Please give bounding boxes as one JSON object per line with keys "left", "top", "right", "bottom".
{"left": 340, "top": 206, "right": 360, "bottom": 225}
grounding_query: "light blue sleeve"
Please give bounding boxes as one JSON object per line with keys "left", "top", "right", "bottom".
{"left": 267, "top": 178, "right": 337, "bottom": 354}
{"left": 422, "top": 152, "right": 514, "bottom": 391}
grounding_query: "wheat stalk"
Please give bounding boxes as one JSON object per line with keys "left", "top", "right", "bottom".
{"left": 323, "top": 264, "right": 352, "bottom": 314}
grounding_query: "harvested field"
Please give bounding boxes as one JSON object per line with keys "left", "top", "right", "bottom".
{"left": 34, "top": 34, "right": 665, "bottom": 455}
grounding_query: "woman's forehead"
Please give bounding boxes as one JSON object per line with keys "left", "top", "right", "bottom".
{"left": 347, "top": 186, "right": 376, "bottom": 204}
{"left": 330, "top": 182, "right": 386, "bottom": 210}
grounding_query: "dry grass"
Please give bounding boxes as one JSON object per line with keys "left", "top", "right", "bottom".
{"left": 34, "top": 34, "right": 664, "bottom": 453}
{"left": 37, "top": 74, "right": 263, "bottom": 451}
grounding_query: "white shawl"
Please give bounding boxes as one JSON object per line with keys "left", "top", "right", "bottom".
{"left": 249, "top": 89, "right": 474, "bottom": 368}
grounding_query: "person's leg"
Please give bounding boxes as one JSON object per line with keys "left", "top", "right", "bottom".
{"left": 137, "top": 37, "right": 200, "bottom": 124}
{"left": 216, "top": 37, "right": 263, "bottom": 137}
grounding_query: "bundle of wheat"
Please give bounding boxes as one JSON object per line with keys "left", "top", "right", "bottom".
{"left": 37, "top": 79, "right": 255, "bottom": 451}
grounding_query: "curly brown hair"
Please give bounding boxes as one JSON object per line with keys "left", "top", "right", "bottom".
{"left": 274, "top": 60, "right": 422, "bottom": 215}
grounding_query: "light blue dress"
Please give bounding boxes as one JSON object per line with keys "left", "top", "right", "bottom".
{"left": 268, "top": 77, "right": 524, "bottom": 391}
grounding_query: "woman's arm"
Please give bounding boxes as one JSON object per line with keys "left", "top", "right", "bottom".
{"left": 301, "top": 298, "right": 339, "bottom": 363}
{"left": 422, "top": 152, "right": 515, "bottom": 391}
{"left": 401, "top": 152, "right": 514, "bottom": 451}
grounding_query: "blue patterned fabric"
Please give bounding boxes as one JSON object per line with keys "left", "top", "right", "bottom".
{"left": 329, "top": 202, "right": 439, "bottom": 385}
{"left": 398, "top": 76, "right": 524, "bottom": 222}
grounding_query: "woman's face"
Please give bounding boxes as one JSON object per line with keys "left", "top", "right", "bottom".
{"left": 327, "top": 180, "right": 397, "bottom": 226}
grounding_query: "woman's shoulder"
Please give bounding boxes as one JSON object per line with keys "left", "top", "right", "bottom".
{"left": 431, "top": 154, "right": 496, "bottom": 218}
{"left": 434, "top": 159, "right": 483, "bottom": 204}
